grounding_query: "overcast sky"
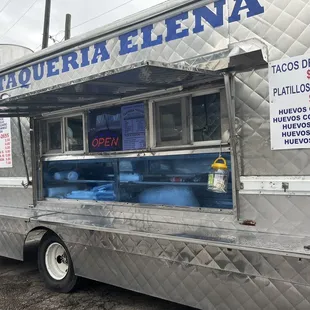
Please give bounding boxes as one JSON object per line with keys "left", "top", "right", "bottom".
{"left": 0, "top": 0, "right": 167, "bottom": 52}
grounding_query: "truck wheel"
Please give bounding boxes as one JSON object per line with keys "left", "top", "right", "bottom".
{"left": 38, "top": 233, "right": 77, "bottom": 293}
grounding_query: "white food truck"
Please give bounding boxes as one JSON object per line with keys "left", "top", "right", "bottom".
{"left": 0, "top": 0, "right": 309, "bottom": 309}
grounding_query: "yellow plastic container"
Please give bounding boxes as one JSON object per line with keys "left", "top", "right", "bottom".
{"left": 208, "top": 157, "right": 228, "bottom": 193}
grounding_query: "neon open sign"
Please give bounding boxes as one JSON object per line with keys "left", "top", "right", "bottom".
{"left": 92, "top": 137, "right": 120, "bottom": 148}
{"left": 89, "top": 131, "right": 122, "bottom": 152}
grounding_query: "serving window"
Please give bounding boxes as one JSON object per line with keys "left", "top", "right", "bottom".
{"left": 39, "top": 87, "right": 232, "bottom": 210}
{"left": 43, "top": 153, "right": 233, "bottom": 210}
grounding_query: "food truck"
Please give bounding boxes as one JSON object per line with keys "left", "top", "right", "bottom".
{"left": 0, "top": 0, "right": 309, "bottom": 308}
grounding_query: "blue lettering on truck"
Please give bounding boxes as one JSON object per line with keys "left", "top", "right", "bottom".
{"left": 0, "top": 0, "right": 265, "bottom": 92}
{"left": 229, "top": 0, "right": 264, "bottom": 22}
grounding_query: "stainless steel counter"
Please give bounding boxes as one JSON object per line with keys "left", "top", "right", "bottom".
{"left": 0, "top": 204, "right": 308, "bottom": 258}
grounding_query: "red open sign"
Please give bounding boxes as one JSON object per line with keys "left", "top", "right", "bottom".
{"left": 92, "top": 137, "right": 120, "bottom": 148}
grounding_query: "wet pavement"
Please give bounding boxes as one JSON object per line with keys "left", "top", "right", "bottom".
{"left": 0, "top": 245, "right": 193, "bottom": 310}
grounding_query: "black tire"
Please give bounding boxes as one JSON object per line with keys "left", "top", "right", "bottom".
{"left": 38, "top": 232, "right": 77, "bottom": 293}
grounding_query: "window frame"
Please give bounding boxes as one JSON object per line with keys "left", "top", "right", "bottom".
{"left": 41, "top": 86, "right": 225, "bottom": 156}
{"left": 43, "top": 113, "right": 86, "bottom": 155}
{"left": 190, "top": 89, "right": 223, "bottom": 147}
{"left": 155, "top": 97, "right": 190, "bottom": 147}
{"left": 149, "top": 88, "right": 224, "bottom": 150}
{"left": 46, "top": 118, "right": 63, "bottom": 154}
{"left": 64, "top": 113, "right": 86, "bottom": 154}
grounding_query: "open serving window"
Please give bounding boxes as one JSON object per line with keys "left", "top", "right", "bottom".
{"left": 0, "top": 61, "right": 235, "bottom": 212}
{"left": 40, "top": 87, "right": 233, "bottom": 210}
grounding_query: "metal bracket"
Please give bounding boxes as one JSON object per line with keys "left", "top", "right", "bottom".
{"left": 240, "top": 176, "right": 310, "bottom": 196}
{"left": 282, "top": 182, "right": 289, "bottom": 193}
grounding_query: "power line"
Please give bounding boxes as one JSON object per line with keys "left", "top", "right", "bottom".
{"left": 34, "top": 34, "right": 63, "bottom": 52}
{"left": 53, "top": 0, "right": 135, "bottom": 38}
{"left": 72, "top": 0, "right": 135, "bottom": 30}
{"left": 0, "top": 0, "right": 40, "bottom": 40}
{"left": 34, "top": 43, "right": 41, "bottom": 51}
{"left": 0, "top": 0, "right": 13, "bottom": 15}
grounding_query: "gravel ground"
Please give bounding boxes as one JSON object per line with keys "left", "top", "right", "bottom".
{"left": 0, "top": 245, "right": 194, "bottom": 310}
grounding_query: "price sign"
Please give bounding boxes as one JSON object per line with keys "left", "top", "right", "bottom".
{"left": 0, "top": 118, "right": 12, "bottom": 168}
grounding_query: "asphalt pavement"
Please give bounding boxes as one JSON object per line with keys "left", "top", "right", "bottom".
{"left": 0, "top": 244, "right": 193, "bottom": 310}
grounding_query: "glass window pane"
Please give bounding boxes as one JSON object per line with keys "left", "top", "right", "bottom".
{"left": 66, "top": 116, "right": 84, "bottom": 151}
{"left": 48, "top": 121, "right": 61, "bottom": 151}
{"left": 88, "top": 103, "right": 146, "bottom": 153}
{"left": 157, "top": 103, "right": 183, "bottom": 144}
{"left": 41, "top": 121, "right": 48, "bottom": 154}
{"left": 122, "top": 103, "right": 146, "bottom": 151}
{"left": 192, "top": 93, "right": 221, "bottom": 142}
{"left": 119, "top": 153, "right": 233, "bottom": 209}
{"left": 42, "top": 153, "right": 233, "bottom": 210}
{"left": 43, "top": 158, "right": 117, "bottom": 201}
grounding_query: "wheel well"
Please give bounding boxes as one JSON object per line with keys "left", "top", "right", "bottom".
{"left": 23, "top": 227, "right": 62, "bottom": 261}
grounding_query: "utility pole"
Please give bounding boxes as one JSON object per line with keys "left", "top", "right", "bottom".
{"left": 42, "top": 0, "right": 51, "bottom": 49}
{"left": 65, "top": 14, "right": 71, "bottom": 40}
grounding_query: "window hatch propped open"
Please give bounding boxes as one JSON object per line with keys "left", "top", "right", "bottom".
{"left": 0, "top": 61, "right": 221, "bottom": 117}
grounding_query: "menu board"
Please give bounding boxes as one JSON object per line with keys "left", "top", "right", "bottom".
{"left": 121, "top": 103, "right": 146, "bottom": 151}
{"left": 0, "top": 118, "right": 12, "bottom": 168}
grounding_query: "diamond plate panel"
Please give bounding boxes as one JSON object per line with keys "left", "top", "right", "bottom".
{"left": 239, "top": 195, "right": 310, "bottom": 237}
{"left": 229, "top": 0, "right": 310, "bottom": 62}
{"left": 234, "top": 55, "right": 310, "bottom": 236}
{"left": 0, "top": 231, "right": 24, "bottom": 260}
{"left": 0, "top": 217, "right": 30, "bottom": 235}
{"left": 1, "top": 207, "right": 310, "bottom": 308}
{"left": 48, "top": 226, "right": 310, "bottom": 310}
{"left": 235, "top": 69, "right": 310, "bottom": 176}
{"left": 231, "top": 0, "right": 310, "bottom": 237}
{"left": 57, "top": 228, "right": 310, "bottom": 286}
{"left": 0, "top": 217, "right": 34, "bottom": 260}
